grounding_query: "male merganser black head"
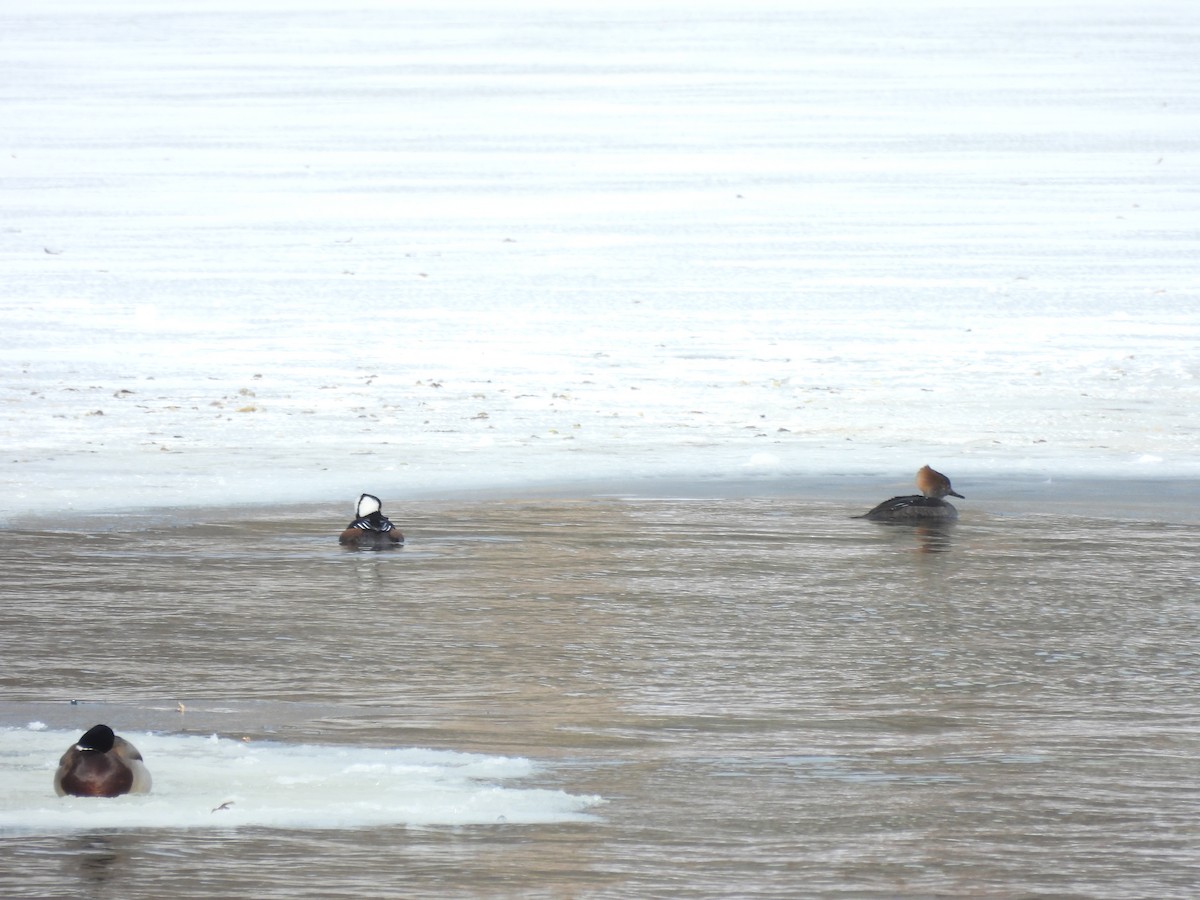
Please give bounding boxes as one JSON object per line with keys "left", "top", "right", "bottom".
{"left": 356, "top": 493, "right": 385, "bottom": 528}
{"left": 356, "top": 493, "right": 382, "bottom": 517}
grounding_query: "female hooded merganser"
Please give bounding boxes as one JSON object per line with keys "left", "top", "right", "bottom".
{"left": 339, "top": 493, "right": 404, "bottom": 548}
{"left": 54, "top": 724, "right": 152, "bottom": 798}
{"left": 859, "top": 465, "right": 964, "bottom": 522}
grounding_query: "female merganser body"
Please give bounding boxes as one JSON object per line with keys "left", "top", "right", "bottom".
{"left": 54, "top": 724, "right": 152, "bottom": 798}
{"left": 858, "top": 465, "right": 964, "bottom": 522}
{"left": 339, "top": 493, "right": 404, "bottom": 548}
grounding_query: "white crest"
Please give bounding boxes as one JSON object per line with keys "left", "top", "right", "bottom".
{"left": 356, "top": 493, "right": 382, "bottom": 518}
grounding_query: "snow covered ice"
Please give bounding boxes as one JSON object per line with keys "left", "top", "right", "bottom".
{"left": 2, "top": 726, "right": 601, "bottom": 833}
{"left": 2, "top": 0, "right": 1198, "bottom": 521}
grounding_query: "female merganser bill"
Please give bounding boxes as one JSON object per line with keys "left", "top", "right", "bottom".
{"left": 339, "top": 493, "right": 405, "bottom": 548}
{"left": 54, "top": 724, "right": 152, "bottom": 798}
{"left": 858, "top": 465, "right": 964, "bottom": 522}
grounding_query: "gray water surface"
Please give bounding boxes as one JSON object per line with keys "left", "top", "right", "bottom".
{"left": 3, "top": 496, "right": 1198, "bottom": 898}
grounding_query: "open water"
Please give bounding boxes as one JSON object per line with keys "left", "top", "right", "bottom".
{"left": 2, "top": 492, "right": 1198, "bottom": 898}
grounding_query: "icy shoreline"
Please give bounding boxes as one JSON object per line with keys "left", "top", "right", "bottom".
{"left": 3, "top": 0, "right": 1197, "bottom": 524}
{"left": 6, "top": 470, "right": 1199, "bottom": 532}
{"left": 4, "top": 301, "right": 1196, "bottom": 524}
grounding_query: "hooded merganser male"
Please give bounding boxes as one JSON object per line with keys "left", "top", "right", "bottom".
{"left": 339, "top": 493, "right": 404, "bottom": 548}
{"left": 858, "top": 465, "right": 965, "bottom": 522}
{"left": 54, "top": 724, "right": 152, "bottom": 798}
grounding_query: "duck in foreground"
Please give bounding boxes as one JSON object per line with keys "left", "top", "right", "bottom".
{"left": 858, "top": 465, "right": 965, "bottom": 522}
{"left": 339, "top": 492, "right": 405, "bottom": 548}
{"left": 54, "top": 724, "right": 152, "bottom": 797}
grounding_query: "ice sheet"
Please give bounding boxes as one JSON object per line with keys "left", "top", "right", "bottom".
{"left": 1, "top": 725, "right": 601, "bottom": 833}
{"left": 2, "top": 0, "right": 1197, "bottom": 522}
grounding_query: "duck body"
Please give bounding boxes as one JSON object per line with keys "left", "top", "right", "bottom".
{"left": 858, "top": 465, "right": 964, "bottom": 523}
{"left": 54, "top": 724, "right": 152, "bottom": 798}
{"left": 339, "top": 528, "right": 404, "bottom": 550}
{"left": 339, "top": 492, "right": 404, "bottom": 548}
{"left": 860, "top": 494, "right": 958, "bottom": 522}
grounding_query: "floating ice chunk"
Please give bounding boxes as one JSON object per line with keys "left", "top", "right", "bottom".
{"left": 0, "top": 728, "right": 603, "bottom": 835}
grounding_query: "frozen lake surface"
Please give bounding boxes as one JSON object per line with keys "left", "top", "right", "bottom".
{"left": 1, "top": 0, "right": 1198, "bottom": 522}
